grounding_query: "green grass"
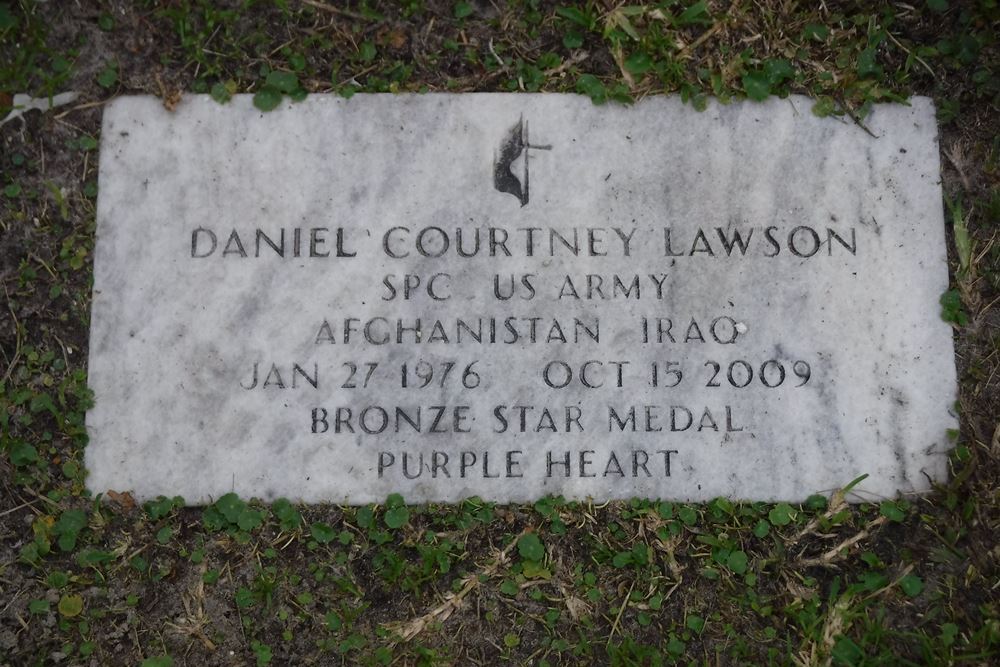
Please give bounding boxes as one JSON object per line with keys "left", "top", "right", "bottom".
{"left": 1, "top": 0, "right": 998, "bottom": 664}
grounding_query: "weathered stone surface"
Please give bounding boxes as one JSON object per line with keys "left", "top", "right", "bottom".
{"left": 86, "top": 93, "right": 956, "bottom": 504}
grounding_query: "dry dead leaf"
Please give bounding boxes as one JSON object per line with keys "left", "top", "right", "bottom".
{"left": 385, "top": 28, "right": 408, "bottom": 50}
{"left": 106, "top": 490, "right": 136, "bottom": 511}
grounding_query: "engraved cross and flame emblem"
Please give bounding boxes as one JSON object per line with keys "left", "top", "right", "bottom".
{"left": 493, "top": 115, "right": 552, "bottom": 207}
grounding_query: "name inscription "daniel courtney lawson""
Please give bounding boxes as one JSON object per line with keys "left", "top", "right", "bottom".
{"left": 189, "top": 224, "right": 857, "bottom": 260}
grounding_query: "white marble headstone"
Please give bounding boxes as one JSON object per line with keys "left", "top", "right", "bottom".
{"left": 86, "top": 94, "right": 956, "bottom": 504}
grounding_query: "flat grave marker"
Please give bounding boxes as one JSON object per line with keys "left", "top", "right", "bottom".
{"left": 86, "top": 94, "right": 956, "bottom": 504}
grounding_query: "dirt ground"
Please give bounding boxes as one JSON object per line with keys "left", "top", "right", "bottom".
{"left": 1, "top": 1, "right": 998, "bottom": 665}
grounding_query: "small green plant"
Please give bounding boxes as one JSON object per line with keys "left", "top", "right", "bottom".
{"left": 202, "top": 493, "right": 264, "bottom": 533}
{"left": 52, "top": 509, "right": 87, "bottom": 551}
{"left": 57, "top": 593, "right": 83, "bottom": 617}
{"left": 879, "top": 500, "right": 908, "bottom": 522}
{"left": 251, "top": 640, "right": 272, "bottom": 665}
{"left": 612, "top": 542, "right": 650, "bottom": 569}
{"left": 144, "top": 495, "right": 184, "bottom": 521}
{"left": 940, "top": 289, "right": 968, "bottom": 325}
{"left": 742, "top": 59, "right": 796, "bottom": 101}
{"left": 272, "top": 497, "right": 302, "bottom": 531}
{"left": 517, "top": 532, "right": 544, "bottom": 561}
{"left": 210, "top": 80, "right": 234, "bottom": 104}
{"left": 310, "top": 521, "right": 335, "bottom": 544}
{"left": 253, "top": 70, "right": 306, "bottom": 111}
{"left": 95, "top": 61, "right": 118, "bottom": 88}
{"left": 768, "top": 503, "right": 795, "bottom": 527}
{"left": 140, "top": 657, "right": 174, "bottom": 667}
{"left": 383, "top": 493, "right": 410, "bottom": 529}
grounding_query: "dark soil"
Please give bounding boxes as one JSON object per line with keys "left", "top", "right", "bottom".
{"left": 1, "top": 1, "right": 997, "bottom": 665}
